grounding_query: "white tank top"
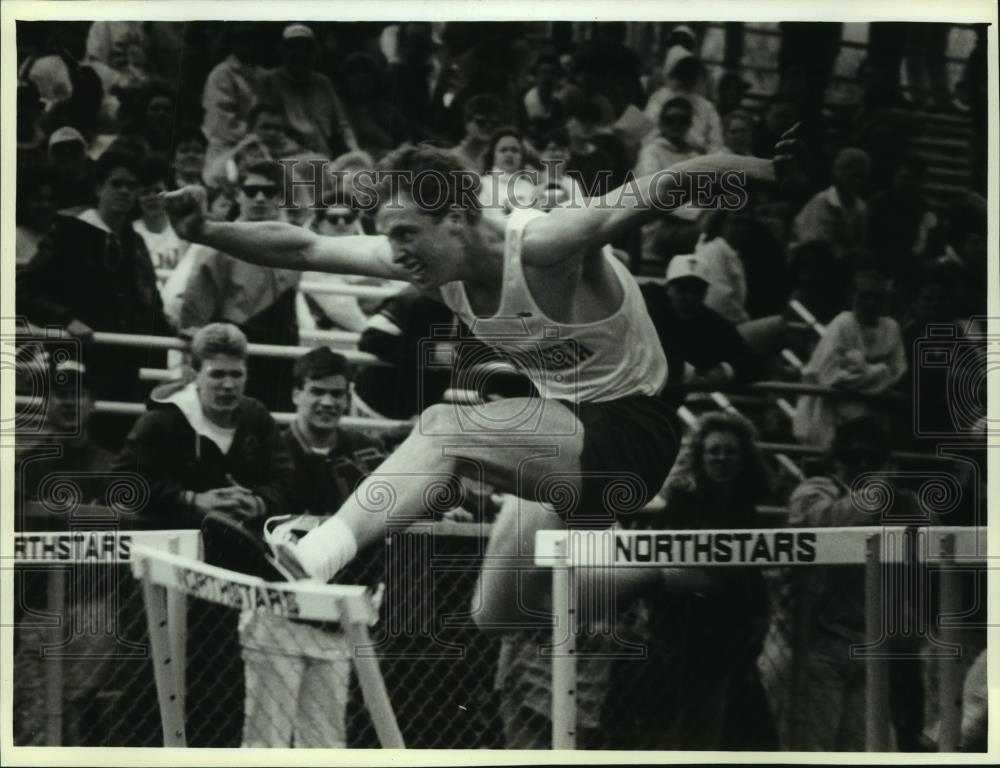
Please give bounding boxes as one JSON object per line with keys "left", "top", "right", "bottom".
{"left": 439, "top": 209, "right": 668, "bottom": 402}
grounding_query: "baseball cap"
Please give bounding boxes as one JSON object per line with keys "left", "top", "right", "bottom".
{"left": 48, "top": 126, "right": 86, "bottom": 149}
{"left": 282, "top": 23, "right": 315, "bottom": 41}
{"left": 665, "top": 254, "right": 710, "bottom": 285}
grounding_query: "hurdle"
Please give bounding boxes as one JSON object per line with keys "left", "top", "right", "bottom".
{"left": 534, "top": 525, "right": 986, "bottom": 752}
{"left": 129, "top": 541, "right": 405, "bottom": 749}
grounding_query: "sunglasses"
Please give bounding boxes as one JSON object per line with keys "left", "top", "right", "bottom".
{"left": 242, "top": 184, "right": 279, "bottom": 199}
{"left": 663, "top": 113, "right": 692, "bottom": 125}
{"left": 323, "top": 208, "right": 360, "bottom": 225}
{"left": 473, "top": 115, "right": 498, "bottom": 129}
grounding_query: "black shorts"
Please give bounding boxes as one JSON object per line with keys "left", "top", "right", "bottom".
{"left": 554, "top": 394, "right": 681, "bottom": 528}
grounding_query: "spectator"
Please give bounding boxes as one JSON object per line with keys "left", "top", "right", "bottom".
{"left": 16, "top": 79, "right": 48, "bottom": 176}
{"left": 791, "top": 148, "right": 871, "bottom": 263}
{"left": 47, "top": 125, "right": 96, "bottom": 208}
{"left": 719, "top": 109, "right": 754, "bottom": 156}
{"left": 297, "top": 200, "right": 395, "bottom": 334}
{"left": 641, "top": 254, "right": 764, "bottom": 410}
{"left": 13, "top": 360, "right": 119, "bottom": 746}
{"left": 114, "top": 323, "right": 292, "bottom": 528}
{"left": 353, "top": 289, "right": 461, "bottom": 420}
{"left": 635, "top": 96, "right": 700, "bottom": 176}
{"left": 867, "top": 155, "right": 941, "bottom": 288}
{"left": 776, "top": 22, "right": 843, "bottom": 133}
{"left": 613, "top": 412, "right": 774, "bottom": 749}
{"left": 201, "top": 22, "right": 260, "bottom": 172}
{"left": 338, "top": 52, "right": 402, "bottom": 160}
{"left": 134, "top": 154, "right": 188, "bottom": 272}
{"left": 134, "top": 155, "right": 191, "bottom": 329}
{"left": 245, "top": 102, "right": 305, "bottom": 162}
{"left": 451, "top": 94, "right": 502, "bottom": 171}
{"left": 478, "top": 128, "right": 536, "bottom": 219}
{"left": 751, "top": 96, "right": 800, "bottom": 160}
{"left": 169, "top": 125, "right": 209, "bottom": 189}
{"left": 787, "top": 240, "right": 848, "bottom": 326}
{"left": 15, "top": 168, "right": 58, "bottom": 268}
{"left": 179, "top": 160, "right": 300, "bottom": 409}
{"left": 644, "top": 44, "right": 723, "bottom": 154}
{"left": 714, "top": 71, "right": 751, "bottom": 119}
{"left": 563, "top": 98, "right": 622, "bottom": 197}
{"left": 560, "top": 51, "right": 617, "bottom": 127}
{"left": 17, "top": 149, "right": 171, "bottom": 446}
{"left": 385, "top": 21, "right": 442, "bottom": 144}
{"left": 530, "top": 127, "right": 585, "bottom": 209}
{"left": 586, "top": 22, "right": 645, "bottom": 113}
{"left": 694, "top": 209, "right": 752, "bottom": 326}
{"left": 120, "top": 81, "right": 177, "bottom": 156}
{"left": 635, "top": 97, "right": 701, "bottom": 263}
{"left": 236, "top": 347, "right": 387, "bottom": 748}
{"left": 14, "top": 360, "right": 113, "bottom": 519}
{"left": 793, "top": 270, "right": 907, "bottom": 448}
{"left": 520, "top": 53, "right": 565, "bottom": 142}
{"left": 207, "top": 186, "right": 237, "bottom": 222}
{"left": 255, "top": 24, "right": 359, "bottom": 158}
{"left": 759, "top": 416, "right": 915, "bottom": 751}
{"left": 112, "top": 323, "right": 292, "bottom": 746}
{"left": 84, "top": 21, "right": 155, "bottom": 100}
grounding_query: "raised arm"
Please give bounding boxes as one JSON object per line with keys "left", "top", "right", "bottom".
{"left": 524, "top": 126, "right": 802, "bottom": 267}
{"left": 163, "top": 186, "right": 408, "bottom": 280}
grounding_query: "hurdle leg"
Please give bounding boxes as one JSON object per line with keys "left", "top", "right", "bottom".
{"left": 864, "top": 533, "right": 891, "bottom": 751}
{"left": 43, "top": 569, "right": 66, "bottom": 746}
{"left": 165, "top": 536, "right": 187, "bottom": 716}
{"left": 551, "top": 536, "right": 577, "bottom": 750}
{"left": 138, "top": 570, "right": 186, "bottom": 746}
{"left": 339, "top": 598, "right": 405, "bottom": 748}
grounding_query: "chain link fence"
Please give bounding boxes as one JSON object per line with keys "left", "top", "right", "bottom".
{"left": 12, "top": 525, "right": 987, "bottom": 750}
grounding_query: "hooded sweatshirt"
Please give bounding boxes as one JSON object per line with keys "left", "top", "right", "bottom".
{"left": 112, "top": 379, "right": 293, "bottom": 528}
{"left": 643, "top": 45, "right": 723, "bottom": 154}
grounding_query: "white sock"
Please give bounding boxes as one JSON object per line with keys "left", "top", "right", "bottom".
{"left": 295, "top": 516, "right": 358, "bottom": 582}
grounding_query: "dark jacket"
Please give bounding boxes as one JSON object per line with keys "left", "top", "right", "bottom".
{"left": 641, "top": 283, "right": 765, "bottom": 408}
{"left": 282, "top": 422, "right": 389, "bottom": 516}
{"left": 281, "top": 422, "right": 389, "bottom": 591}
{"left": 17, "top": 209, "right": 172, "bottom": 402}
{"left": 112, "top": 379, "right": 293, "bottom": 528}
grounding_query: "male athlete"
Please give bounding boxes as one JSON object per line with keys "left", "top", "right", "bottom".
{"left": 165, "top": 131, "right": 800, "bottom": 582}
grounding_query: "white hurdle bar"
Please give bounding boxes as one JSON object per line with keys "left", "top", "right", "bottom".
{"left": 129, "top": 542, "right": 405, "bottom": 749}
{"left": 535, "top": 525, "right": 986, "bottom": 752}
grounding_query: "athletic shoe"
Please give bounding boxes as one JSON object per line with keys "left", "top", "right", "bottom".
{"left": 262, "top": 515, "right": 313, "bottom": 580}
{"left": 200, "top": 511, "right": 311, "bottom": 582}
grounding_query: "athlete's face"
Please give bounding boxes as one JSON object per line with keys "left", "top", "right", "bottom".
{"left": 376, "top": 192, "right": 468, "bottom": 289}
{"left": 195, "top": 355, "right": 247, "bottom": 420}
{"left": 293, "top": 374, "right": 349, "bottom": 434}
{"left": 702, "top": 430, "right": 741, "bottom": 485}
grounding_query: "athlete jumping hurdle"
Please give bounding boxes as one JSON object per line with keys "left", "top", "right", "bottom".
{"left": 164, "top": 130, "right": 801, "bottom": 582}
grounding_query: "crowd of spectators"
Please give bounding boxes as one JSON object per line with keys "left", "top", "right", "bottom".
{"left": 13, "top": 19, "right": 988, "bottom": 752}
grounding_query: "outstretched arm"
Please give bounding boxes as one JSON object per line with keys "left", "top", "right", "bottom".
{"left": 163, "top": 186, "right": 408, "bottom": 280}
{"left": 524, "top": 126, "right": 802, "bottom": 267}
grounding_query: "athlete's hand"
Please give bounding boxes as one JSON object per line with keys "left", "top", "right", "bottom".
{"left": 773, "top": 122, "right": 808, "bottom": 194}
{"left": 163, "top": 185, "right": 209, "bottom": 242}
